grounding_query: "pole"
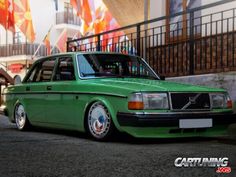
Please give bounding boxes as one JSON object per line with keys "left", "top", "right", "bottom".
{"left": 189, "top": 11, "right": 194, "bottom": 75}
{"left": 32, "top": 25, "right": 53, "bottom": 58}
{"left": 51, "top": 28, "right": 66, "bottom": 54}
{"left": 6, "top": 0, "right": 8, "bottom": 57}
{"left": 143, "top": 0, "right": 149, "bottom": 59}
{"left": 6, "top": 29, "right": 8, "bottom": 56}
{"left": 136, "top": 24, "right": 141, "bottom": 56}
{"left": 32, "top": 42, "right": 43, "bottom": 59}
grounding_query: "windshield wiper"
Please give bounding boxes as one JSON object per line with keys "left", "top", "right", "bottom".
{"left": 81, "top": 72, "right": 124, "bottom": 78}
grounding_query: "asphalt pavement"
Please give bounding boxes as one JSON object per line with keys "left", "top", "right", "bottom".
{"left": 0, "top": 115, "right": 236, "bottom": 177}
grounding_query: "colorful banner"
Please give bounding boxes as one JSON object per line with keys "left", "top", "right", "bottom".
{"left": 43, "top": 31, "right": 51, "bottom": 55}
{"left": 7, "top": 0, "right": 15, "bottom": 32}
{"left": 0, "top": 0, "right": 15, "bottom": 32}
{"left": 56, "top": 29, "right": 67, "bottom": 53}
{"left": 14, "top": 0, "right": 35, "bottom": 42}
{"left": 0, "top": 0, "right": 7, "bottom": 28}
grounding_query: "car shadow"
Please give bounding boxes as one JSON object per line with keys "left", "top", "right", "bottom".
{"left": 25, "top": 126, "right": 223, "bottom": 145}
{"left": 4, "top": 120, "right": 235, "bottom": 145}
{"left": 27, "top": 126, "right": 89, "bottom": 140}
{"left": 108, "top": 132, "right": 220, "bottom": 145}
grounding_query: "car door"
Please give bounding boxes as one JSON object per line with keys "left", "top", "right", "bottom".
{"left": 22, "top": 58, "right": 56, "bottom": 123}
{"left": 44, "top": 55, "right": 79, "bottom": 127}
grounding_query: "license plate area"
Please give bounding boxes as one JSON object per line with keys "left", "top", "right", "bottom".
{"left": 179, "top": 119, "right": 212, "bottom": 128}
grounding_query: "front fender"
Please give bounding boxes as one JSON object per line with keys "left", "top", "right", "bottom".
{"left": 83, "top": 96, "right": 123, "bottom": 132}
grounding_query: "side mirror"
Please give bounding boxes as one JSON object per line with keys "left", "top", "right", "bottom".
{"left": 14, "top": 75, "right": 22, "bottom": 85}
{"left": 159, "top": 75, "right": 165, "bottom": 80}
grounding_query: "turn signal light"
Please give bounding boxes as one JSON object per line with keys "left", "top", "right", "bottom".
{"left": 128, "top": 101, "right": 144, "bottom": 110}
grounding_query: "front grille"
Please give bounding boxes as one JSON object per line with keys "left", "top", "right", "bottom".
{"left": 170, "top": 93, "right": 211, "bottom": 110}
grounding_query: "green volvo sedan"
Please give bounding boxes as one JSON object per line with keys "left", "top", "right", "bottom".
{"left": 1, "top": 52, "right": 235, "bottom": 140}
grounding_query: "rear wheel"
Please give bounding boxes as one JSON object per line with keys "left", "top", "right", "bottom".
{"left": 14, "top": 104, "right": 31, "bottom": 130}
{"left": 87, "top": 102, "right": 114, "bottom": 140}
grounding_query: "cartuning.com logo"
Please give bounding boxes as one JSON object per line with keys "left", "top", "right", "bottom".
{"left": 174, "top": 157, "right": 231, "bottom": 174}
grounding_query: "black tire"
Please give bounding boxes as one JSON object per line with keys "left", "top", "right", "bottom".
{"left": 14, "top": 104, "right": 31, "bottom": 131}
{"left": 86, "top": 102, "right": 115, "bottom": 141}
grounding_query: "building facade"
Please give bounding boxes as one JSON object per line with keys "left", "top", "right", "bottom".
{"left": 1, "top": 0, "right": 236, "bottom": 79}
{"left": 0, "top": 0, "right": 81, "bottom": 79}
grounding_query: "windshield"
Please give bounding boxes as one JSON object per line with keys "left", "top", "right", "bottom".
{"left": 77, "top": 54, "right": 159, "bottom": 79}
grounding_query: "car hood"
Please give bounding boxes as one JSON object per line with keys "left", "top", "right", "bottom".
{"left": 83, "top": 78, "right": 225, "bottom": 93}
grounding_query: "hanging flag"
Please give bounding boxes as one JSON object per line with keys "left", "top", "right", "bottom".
{"left": 70, "top": 0, "right": 81, "bottom": 16}
{"left": 14, "top": 0, "right": 35, "bottom": 43}
{"left": 69, "top": 0, "right": 125, "bottom": 51}
{"left": 94, "top": 20, "right": 105, "bottom": 34}
{"left": 43, "top": 31, "right": 51, "bottom": 55}
{"left": 7, "top": 0, "right": 15, "bottom": 32}
{"left": 55, "top": 29, "right": 67, "bottom": 53}
{"left": 70, "top": 0, "right": 93, "bottom": 35}
{"left": 81, "top": 0, "right": 92, "bottom": 24}
{"left": 93, "top": 6, "right": 105, "bottom": 34}
{"left": 0, "top": 0, "right": 15, "bottom": 31}
{"left": 0, "top": 0, "right": 7, "bottom": 28}
{"left": 94, "top": 8, "right": 113, "bottom": 50}
{"left": 80, "top": 0, "right": 93, "bottom": 35}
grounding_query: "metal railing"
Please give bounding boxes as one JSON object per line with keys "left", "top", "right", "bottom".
{"left": 0, "top": 43, "right": 47, "bottom": 57}
{"left": 56, "top": 11, "right": 81, "bottom": 26}
{"left": 67, "top": 0, "right": 236, "bottom": 77}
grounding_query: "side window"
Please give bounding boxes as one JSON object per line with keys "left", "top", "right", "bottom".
{"left": 37, "top": 59, "right": 56, "bottom": 82}
{"left": 25, "top": 59, "right": 56, "bottom": 82}
{"left": 128, "top": 60, "right": 149, "bottom": 76}
{"left": 53, "top": 57, "right": 75, "bottom": 81}
{"left": 25, "top": 64, "right": 40, "bottom": 83}
{"left": 78, "top": 55, "right": 95, "bottom": 75}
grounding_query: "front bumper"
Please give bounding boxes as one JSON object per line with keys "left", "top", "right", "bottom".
{"left": 117, "top": 112, "right": 236, "bottom": 127}
{"left": 116, "top": 112, "right": 236, "bottom": 138}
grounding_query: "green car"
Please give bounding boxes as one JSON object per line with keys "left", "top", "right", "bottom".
{"left": 1, "top": 52, "right": 235, "bottom": 140}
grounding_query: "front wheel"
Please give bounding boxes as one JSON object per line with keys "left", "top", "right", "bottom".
{"left": 87, "top": 102, "right": 114, "bottom": 140}
{"left": 14, "top": 104, "right": 31, "bottom": 130}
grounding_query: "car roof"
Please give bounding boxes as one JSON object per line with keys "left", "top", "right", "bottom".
{"left": 34, "top": 52, "right": 135, "bottom": 62}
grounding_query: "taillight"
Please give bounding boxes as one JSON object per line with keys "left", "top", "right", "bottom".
{"left": 227, "top": 100, "right": 233, "bottom": 109}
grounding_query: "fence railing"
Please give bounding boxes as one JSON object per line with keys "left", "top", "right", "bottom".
{"left": 56, "top": 11, "right": 81, "bottom": 26}
{"left": 67, "top": 0, "right": 236, "bottom": 77}
{"left": 0, "top": 43, "right": 47, "bottom": 57}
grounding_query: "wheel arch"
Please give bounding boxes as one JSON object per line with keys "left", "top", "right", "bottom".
{"left": 83, "top": 96, "right": 121, "bottom": 132}
{"left": 13, "top": 99, "right": 28, "bottom": 121}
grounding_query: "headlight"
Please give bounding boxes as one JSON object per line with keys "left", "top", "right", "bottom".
{"left": 210, "top": 93, "right": 232, "bottom": 109}
{"left": 128, "top": 92, "right": 169, "bottom": 110}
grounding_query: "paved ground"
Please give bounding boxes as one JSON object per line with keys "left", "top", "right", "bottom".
{"left": 0, "top": 115, "right": 236, "bottom": 177}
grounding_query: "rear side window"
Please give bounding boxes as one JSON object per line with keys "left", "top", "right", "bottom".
{"left": 25, "top": 59, "right": 56, "bottom": 82}
{"left": 53, "top": 57, "right": 75, "bottom": 81}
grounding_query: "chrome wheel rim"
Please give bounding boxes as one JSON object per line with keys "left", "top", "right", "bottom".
{"left": 88, "top": 102, "right": 111, "bottom": 139}
{"left": 15, "top": 104, "right": 26, "bottom": 130}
